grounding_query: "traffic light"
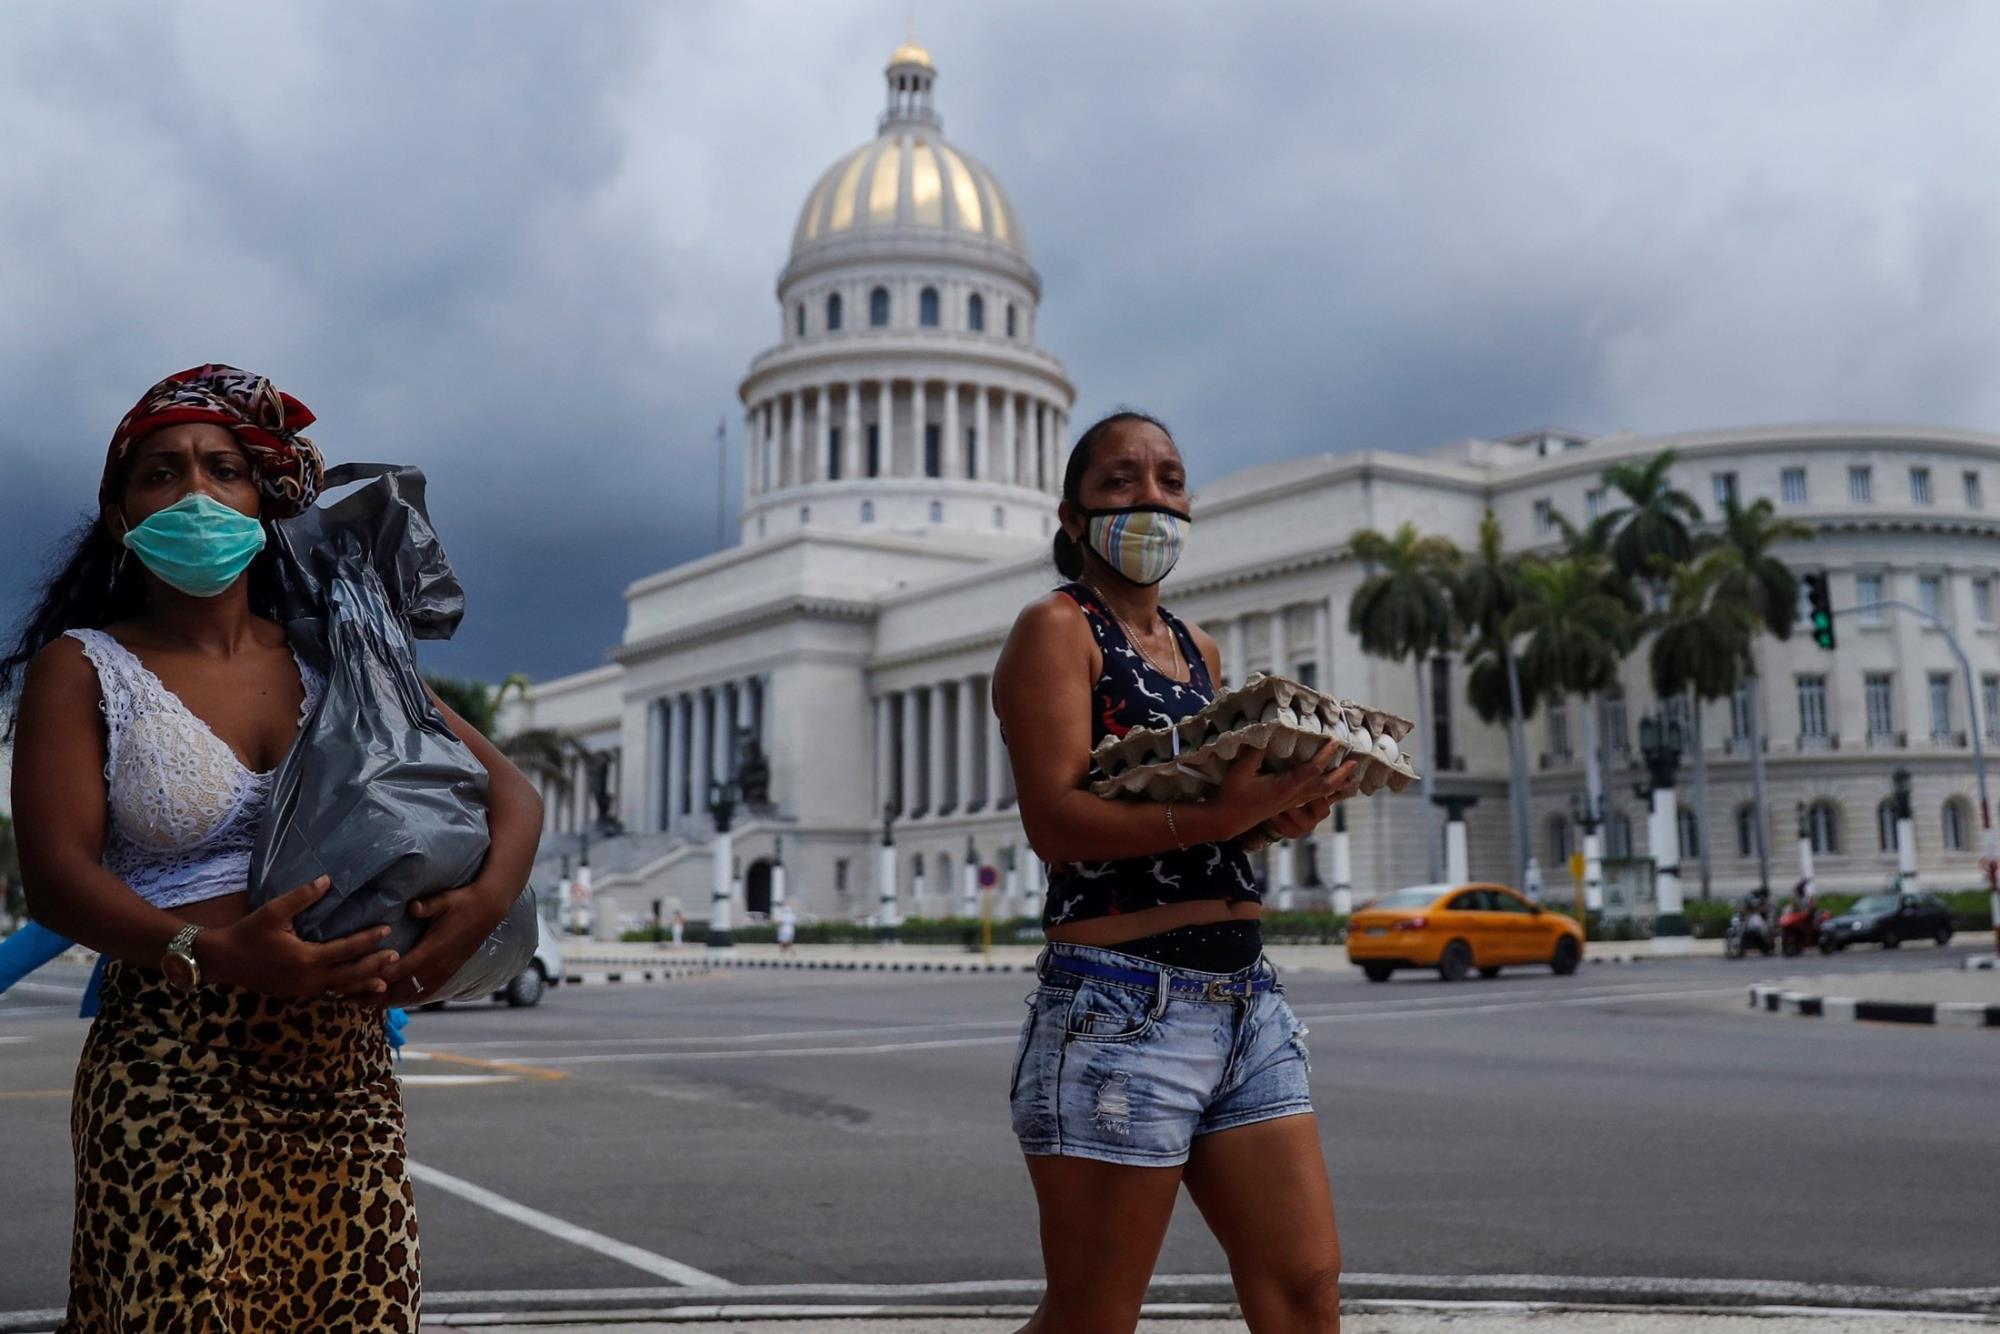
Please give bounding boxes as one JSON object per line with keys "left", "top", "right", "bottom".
{"left": 1804, "top": 571, "right": 1836, "bottom": 650}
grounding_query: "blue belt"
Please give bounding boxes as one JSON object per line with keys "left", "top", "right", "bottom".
{"left": 1042, "top": 953, "right": 1275, "bottom": 1002}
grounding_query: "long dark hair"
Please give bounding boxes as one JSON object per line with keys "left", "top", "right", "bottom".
{"left": 1051, "top": 409, "right": 1175, "bottom": 580}
{"left": 0, "top": 466, "right": 281, "bottom": 743}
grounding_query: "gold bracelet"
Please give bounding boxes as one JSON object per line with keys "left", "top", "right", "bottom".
{"left": 1165, "top": 800, "right": 1188, "bottom": 851}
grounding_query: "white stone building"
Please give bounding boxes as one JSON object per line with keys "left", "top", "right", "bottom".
{"left": 506, "top": 46, "right": 2000, "bottom": 925}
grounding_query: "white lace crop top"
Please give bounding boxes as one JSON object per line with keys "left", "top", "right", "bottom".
{"left": 66, "top": 628, "right": 323, "bottom": 911}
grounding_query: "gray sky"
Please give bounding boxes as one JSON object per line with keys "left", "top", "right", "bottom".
{"left": 3, "top": 1, "right": 1996, "bottom": 684}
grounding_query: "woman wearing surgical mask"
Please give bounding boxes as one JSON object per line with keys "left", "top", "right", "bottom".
{"left": 992, "top": 411, "right": 1360, "bottom": 1334}
{"left": 0, "top": 365, "right": 544, "bottom": 1332}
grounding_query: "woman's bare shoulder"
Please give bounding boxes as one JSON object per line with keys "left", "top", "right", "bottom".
{"left": 17, "top": 633, "right": 99, "bottom": 719}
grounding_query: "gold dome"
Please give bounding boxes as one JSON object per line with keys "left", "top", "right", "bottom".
{"left": 888, "top": 41, "right": 933, "bottom": 69}
{"left": 792, "top": 131, "right": 1022, "bottom": 253}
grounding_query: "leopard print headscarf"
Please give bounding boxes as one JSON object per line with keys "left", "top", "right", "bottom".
{"left": 103, "top": 364, "right": 326, "bottom": 518}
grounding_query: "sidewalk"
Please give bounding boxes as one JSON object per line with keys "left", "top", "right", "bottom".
{"left": 1749, "top": 964, "right": 2000, "bottom": 1027}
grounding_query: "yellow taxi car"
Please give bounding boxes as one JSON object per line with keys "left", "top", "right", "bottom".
{"left": 1345, "top": 883, "right": 1585, "bottom": 982}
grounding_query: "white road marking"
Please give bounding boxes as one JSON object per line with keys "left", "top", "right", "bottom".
{"left": 398, "top": 1074, "right": 521, "bottom": 1086}
{"left": 522, "top": 1035, "right": 1021, "bottom": 1065}
{"left": 1291, "top": 985, "right": 1746, "bottom": 1022}
{"left": 8, "top": 980, "right": 85, "bottom": 997}
{"left": 0, "top": 1036, "right": 32, "bottom": 1045}
{"left": 416, "top": 1017, "right": 1019, "bottom": 1052}
{"left": 405, "top": 1160, "right": 732, "bottom": 1288}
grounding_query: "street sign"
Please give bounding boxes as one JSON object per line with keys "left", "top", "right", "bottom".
{"left": 1568, "top": 852, "right": 1585, "bottom": 884}
{"left": 978, "top": 866, "right": 998, "bottom": 889}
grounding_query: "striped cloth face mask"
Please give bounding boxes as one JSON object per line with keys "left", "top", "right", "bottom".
{"left": 1082, "top": 505, "right": 1191, "bottom": 587}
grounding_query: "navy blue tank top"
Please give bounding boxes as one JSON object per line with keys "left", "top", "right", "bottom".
{"left": 1043, "top": 581, "right": 1260, "bottom": 929}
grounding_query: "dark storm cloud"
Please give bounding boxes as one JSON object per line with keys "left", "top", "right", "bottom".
{"left": 3, "top": 1, "right": 1996, "bottom": 683}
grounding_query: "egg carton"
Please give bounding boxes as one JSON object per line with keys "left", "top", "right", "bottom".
{"left": 1088, "top": 672, "right": 1420, "bottom": 804}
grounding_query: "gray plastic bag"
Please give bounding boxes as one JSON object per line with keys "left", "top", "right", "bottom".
{"left": 249, "top": 463, "right": 538, "bottom": 1003}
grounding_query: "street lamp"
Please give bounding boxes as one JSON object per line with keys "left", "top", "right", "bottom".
{"left": 877, "top": 800, "right": 900, "bottom": 929}
{"left": 1636, "top": 710, "right": 1689, "bottom": 941}
{"left": 706, "top": 775, "right": 740, "bottom": 951}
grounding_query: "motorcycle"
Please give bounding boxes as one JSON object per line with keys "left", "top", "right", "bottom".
{"left": 1779, "top": 902, "right": 1829, "bottom": 956}
{"left": 1725, "top": 898, "right": 1776, "bottom": 958}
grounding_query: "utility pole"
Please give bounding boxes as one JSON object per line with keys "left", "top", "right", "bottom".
{"left": 714, "top": 417, "right": 728, "bottom": 549}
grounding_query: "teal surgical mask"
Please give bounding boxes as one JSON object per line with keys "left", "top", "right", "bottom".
{"left": 120, "top": 493, "right": 267, "bottom": 598}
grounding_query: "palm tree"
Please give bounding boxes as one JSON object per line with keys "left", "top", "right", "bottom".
{"left": 1349, "top": 521, "right": 1460, "bottom": 882}
{"left": 1509, "top": 551, "right": 1635, "bottom": 898}
{"left": 1597, "top": 450, "right": 1704, "bottom": 585}
{"left": 1648, "top": 554, "right": 1757, "bottom": 900}
{"left": 1455, "top": 510, "right": 1538, "bottom": 886}
{"left": 1704, "top": 496, "right": 1815, "bottom": 893}
{"left": 424, "top": 671, "right": 578, "bottom": 799}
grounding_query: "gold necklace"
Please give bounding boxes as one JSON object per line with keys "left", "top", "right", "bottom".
{"left": 1083, "top": 581, "right": 1185, "bottom": 682}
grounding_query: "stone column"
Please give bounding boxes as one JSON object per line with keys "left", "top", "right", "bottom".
{"left": 1226, "top": 619, "right": 1247, "bottom": 688}
{"left": 712, "top": 684, "right": 733, "bottom": 788}
{"left": 814, "top": 386, "right": 831, "bottom": 484}
{"left": 956, "top": 675, "right": 977, "bottom": 812}
{"left": 785, "top": 392, "right": 802, "bottom": 487}
{"left": 763, "top": 402, "right": 777, "bottom": 491}
{"left": 733, "top": 680, "right": 753, "bottom": 782}
{"left": 914, "top": 379, "right": 930, "bottom": 477}
{"left": 927, "top": 682, "right": 948, "bottom": 815}
{"left": 973, "top": 385, "right": 990, "bottom": 482}
{"left": 1270, "top": 608, "right": 1291, "bottom": 679}
{"left": 691, "top": 688, "right": 711, "bottom": 821}
{"left": 845, "top": 381, "right": 863, "bottom": 480}
{"left": 1313, "top": 601, "right": 1332, "bottom": 692}
{"left": 647, "top": 699, "right": 666, "bottom": 832}
{"left": 668, "top": 693, "right": 688, "bottom": 829}
{"left": 986, "top": 686, "right": 1008, "bottom": 809}
{"left": 875, "top": 695, "right": 894, "bottom": 823}
{"left": 1331, "top": 805, "right": 1353, "bottom": 916}
{"left": 899, "top": 689, "right": 918, "bottom": 819}
{"left": 1001, "top": 392, "right": 1017, "bottom": 485}
{"left": 744, "top": 407, "right": 760, "bottom": 498}
{"left": 882, "top": 381, "right": 898, "bottom": 477}
{"left": 944, "top": 382, "right": 961, "bottom": 479}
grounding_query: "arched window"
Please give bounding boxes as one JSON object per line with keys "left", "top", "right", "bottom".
{"left": 860, "top": 500, "right": 874, "bottom": 525}
{"left": 1547, "top": 815, "right": 1573, "bottom": 866}
{"left": 826, "top": 292, "right": 843, "bottom": 332}
{"left": 794, "top": 304, "right": 805, "bottom": 337}
{"left": 1677, "top": 806, "right": 1701, "bottom": 860}
{"left": 869, "top": 286, "right": 890, "bottom": 327}
{"left": 1877, "top": 799, "right": 1898, "bottom": 852}
{"left": 928, "top": 500, "right": 943, "bottom": 522}
{"left": 1605, "top": 810, "right": 1632, "bottom": 859}
{"left": 1005, "top": 303, "right": 1018, "bottom": 337}
{"left": 1943, "top": 798, "right": 1970, "bottom": 852}
{"left": 1807, "top": 800, "right": 1839, "bottom": 855}
{"left": 967, "top": 292, "right": 985, "bottom": 331}
{"left": 1735, "top": 804, "right": 1758, "bottom": 858}
{"left": 919, "top": 286, "right": 940, "bottom": 327}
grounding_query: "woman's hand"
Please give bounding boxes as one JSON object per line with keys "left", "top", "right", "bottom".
{"left": 375, "top": 877, "right": 517, "bottom": 1006}
{"left": 1212, "top": 740, "right": 1362, "bottom": 842}
{"left": 201, "top": 876, "right": 400, "bottom": 999}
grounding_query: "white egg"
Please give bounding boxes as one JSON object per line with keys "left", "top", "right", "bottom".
{"left": 1373, "top": 732, "right": 1400, "bottom": 764}
{"left": 1328, "top": 715, "right": 1350, "bottom": 745}
{"left": 1352, "top": 727, "right": 1376, "bottom": 755}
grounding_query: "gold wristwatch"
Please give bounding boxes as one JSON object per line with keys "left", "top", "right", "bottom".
{"left": 161, "top": 924, "right": 205, "bottom": 989}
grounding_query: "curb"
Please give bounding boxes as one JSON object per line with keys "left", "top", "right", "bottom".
{"left": 563, "top": 957, "right": 1031, "bottom": 986}
{"left": 1748, "top": 983, "right": 2000, "bottom": 1027}
{"left": 1966, "top": 955, "right": 1998, "bottom": 971}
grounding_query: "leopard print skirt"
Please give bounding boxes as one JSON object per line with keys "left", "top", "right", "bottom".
{"left": 58, "top": 960, "right": 420, "bottom": 1332}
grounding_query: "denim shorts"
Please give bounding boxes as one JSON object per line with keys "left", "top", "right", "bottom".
{"left": 1008, "top": 942, "right": 1315, "bottom": 1167}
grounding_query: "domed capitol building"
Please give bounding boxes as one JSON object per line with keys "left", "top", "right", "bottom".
{"left": 507, "top": 43, "right": 2000, "bottom": 927}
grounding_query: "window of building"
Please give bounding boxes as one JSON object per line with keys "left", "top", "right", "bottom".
{"left": 1807, "top": 800, "right": 1839, "bottom": 855}
{"left": 794, "top": 304, "right": 805, "bottom": 337}
{"left": 968, "top": 292, "right": 985, "bottom": 331}
{"left": 1975, "top": 576, "right": 1994, "bottom": 625}
{"left": 1984, "top": 675, "right": 2000, "bottom": 742}
{"left": 1601, "top": 688, "right": 1629, "bottom": 755}
{"left": 826, "top": 292, "right": 843, "bottom": 332}
{"left": 1005, "top": 304, "right": 1017, "bottom": 337}
{"left": 1849, "top": 465, "right": 1873, "bottom": 503}
{"left": 1735, "top": 803, "right": 1758, "bottom": 858}
{"left": 756, "top": 514, "right": 766, "bottom": 537}
{"left": 1585, "top": 487, "right": 1605, "bottom": 522}
{"left": 1877, "top": 799, "right": 1897, "bottom": 852}
{"left": 993, "top": 505, "right": 1005, "bottom": 529}
{"left": 860, "top": 500, "right": 874, "bottom": 524}
{"left": 1729, "top": 681, "right": 1755, "bottom": 741}
{"left": 1929, "top": 672, "right": 1954, "bottom": 739}
{"left": 1605, "top": 810, "right": 1633, "bottom": 859}
{"left": 827, "top": 427, "right": 842, "bottom": 480}
{"left": 1855, "top": 572, "right": 1884, "bottom": 623}
{"left": 1547, "top": 701, "right": 1570, "bottom": 757}
{"left": 1919, "top": 574, "right": 1944, "bottom": 620}
{"left": 1533, "top": 499, "right": 1554, "bottom": 537}
{"left": 923, "top": 423, "right": 941, "bottom": 478}
{"left": 928, "top": 500, "right": 943, "bottom": 523}
{"left": 1796, "top": 675, "right": 1829, "bottom": 739}
{"left": 834, "top": 859, "right": 850, "bottom": 895}
{"left": 869, "top": 286, "right": 890, "bottom": 327}
{"left": 1943, "top": 798, "right": 1970, "bottom": 852}
{"left": 1781, "top": 467, "right": 1808, "bottom": 504}
{"left": 1713, "top": 472, "right": 1739, "bottom": 509}
{"left": 1547, "top": 815, "right": 1573, "bottom": 865}
{"left": 919, "top": 286, "right": 940, "bottom": 327}
{"left": 1296, "top": 661, "right": 1319, "bottom": 690}
{"left": 1865, "top": 673, "right": 1895, "bottom": 739}
{"left": 1965, "top": 470, "right": 1984, "bottom": 509}
{"left": 866, "top": 424, "right": 881, "bottom": 477}
{"left": 1678, "top": 806, "right": 1701, "bottom": 860}
{"left": 1910, "top": 466, "right": 1933, "bottom": 505}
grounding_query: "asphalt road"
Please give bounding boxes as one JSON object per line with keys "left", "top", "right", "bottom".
{"left": 3, "top": 942, "right": 1996, "bottom": 1323}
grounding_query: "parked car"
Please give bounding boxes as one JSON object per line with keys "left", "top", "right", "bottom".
{"left": 421, "top": 887, "right": 564, "bottom": 1009}
{"left": 1346, "top": 883, "right": 1585, "bottom": 982}
{"left": 1820, "top": 891, "right": 1954, "bottom": 952}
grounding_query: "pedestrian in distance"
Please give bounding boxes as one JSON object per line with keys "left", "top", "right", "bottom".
{"left": 991, "top": 411, "right": 1364, "bottom": 1334}
{"left": 776, "top": 899, "right": 797, "bottom": 954}
{"left": 2, "top": 365, "right": 545, "bottom": 1333}
{"left": 671, "top": 907, "right": 686, "bottom": 947}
